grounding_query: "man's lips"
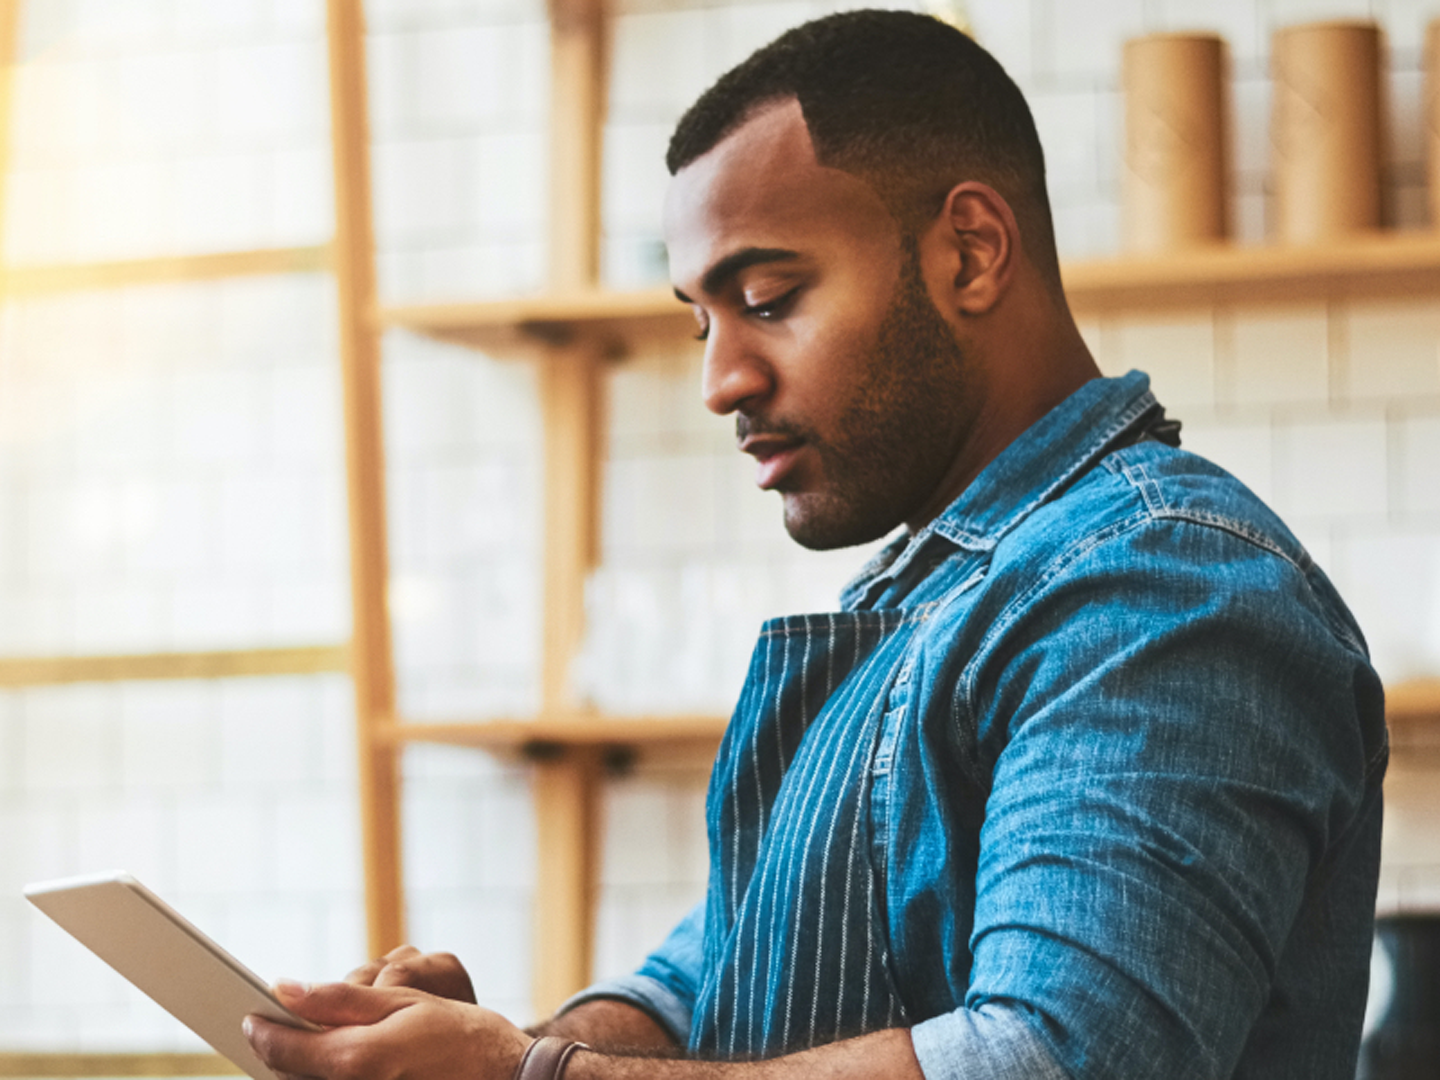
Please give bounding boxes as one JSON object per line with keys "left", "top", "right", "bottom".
{"left": 739, "top": 434, "right": 805, "bottom": 490}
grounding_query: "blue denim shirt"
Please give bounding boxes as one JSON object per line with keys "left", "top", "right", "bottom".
{"left": 568, "top": 372, "right": 1387, "bottom": 1079}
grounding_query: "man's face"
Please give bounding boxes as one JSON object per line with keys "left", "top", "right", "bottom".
{"left": 663, "top": 100, "right": 976, "bottom": 550}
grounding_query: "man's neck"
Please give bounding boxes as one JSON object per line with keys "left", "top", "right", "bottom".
{"left": 904, "top": 298, "right": 1101, "bottom": 535}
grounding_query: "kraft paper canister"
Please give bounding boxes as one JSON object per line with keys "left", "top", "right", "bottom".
{"left": 1123, "top": 33, "right": 1230, "bottom": 252}
{"left": 1428, "top": 19, "right": 1439, "bottom": 230}
{"left": 1271, "top": 21, "right": 1385, "bottom": 243}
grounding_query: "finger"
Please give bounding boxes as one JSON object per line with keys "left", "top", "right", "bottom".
{"left": 275, "top": 979, "right": 418, "bottom": 1027}
{"left": 370, "top": 951, "right": 445, "bottom": 990}
{"left": 371, "top": 963, "right": 416, "bottom": 989}
{"left": 369, "top": 953, "right": 475, "bottom": 1003}
{"left": 345, "top": 945, "right": 420, "bottom": 987}
{"left": 244, "top": 1014, "right": 331, "bottom": 1080}
{"left": 343, "top": 960, "right": 384, "bottom": 987}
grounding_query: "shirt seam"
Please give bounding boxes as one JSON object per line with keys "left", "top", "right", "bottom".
{"left": 957, "top": 506, "right": 1341, "bottom": 710}
{"left": 1147, "top": 507, "right": 1375, "bottom": 658}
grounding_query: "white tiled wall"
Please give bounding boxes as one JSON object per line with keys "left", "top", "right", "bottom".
{"left": 0, "top": 0, "right": 371, "bottom": 1052}
{"left": 592, "top": 761, "right": 709, "bottom": 984}
{"left": 382, "top": 330, "right": 545, "bottom": 720}
{"left": 365, "top": 0, "right": 551, "bottom": 302}
{"left": 0, "top": 275, "right": 349, "bottom": 656}
{"left": 5, "top": 0, "right": 331, "bottom": 264}
{"left": 398, "top": 743, "right": 537, "bottom": 1022}
{"left": 0, "top": 268, "right": 363, "bottom": 1047}
{"left": 0, "top": 675, "right": 361, "bottom": 1049}
{"left": 1087, "top": 296, "right": 1440, "bottom": 691}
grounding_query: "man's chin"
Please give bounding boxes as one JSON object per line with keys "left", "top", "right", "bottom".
{"left": 780, "top": 491, "right": 898, "bottom": 552}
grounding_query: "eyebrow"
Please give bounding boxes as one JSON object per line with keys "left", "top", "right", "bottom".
{"left": 673, "top": 247, "right": 802, "bottom": 304}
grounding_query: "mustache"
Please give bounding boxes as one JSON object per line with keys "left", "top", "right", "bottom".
{"left": 735, "top": 413, "right": 808, "bottom": 444}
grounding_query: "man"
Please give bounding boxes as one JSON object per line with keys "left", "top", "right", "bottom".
{"left": 247, "top": 11, "right": 1385, "bottom": 1079}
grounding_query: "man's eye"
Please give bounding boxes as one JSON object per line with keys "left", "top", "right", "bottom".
{"left": 743, "top": 288, "right": 798, "bottom": 320}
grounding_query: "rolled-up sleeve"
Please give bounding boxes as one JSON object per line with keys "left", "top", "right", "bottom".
{"left": 558, "top": 901, "right": 705, "bottom": 1046}
{"left": 911, "top": 1002, "right": 1070, "bottom": 1080}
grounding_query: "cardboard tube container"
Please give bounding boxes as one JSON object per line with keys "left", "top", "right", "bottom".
{"left": 1428, "top": 19, "right": 1439, "bottom": 231}
{"left": 1271, "top": 20, "right": 1385, "bottom": 243}
{"left": 1123, "top": 33, "right": 1230, "bottom": 252}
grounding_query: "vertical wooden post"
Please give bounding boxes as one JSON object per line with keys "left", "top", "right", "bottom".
{"left": 326, "top": 0, "right": 405, "bottom": 959}
{"left": 547, "top": 0, "right": 607, "bottom": 293}
{"left": 0, "top": 0, "right": 23, "bottom": 274}
{"left": 539, "top": 344, "right": 601, "bottom": 714}
{"left": 531, "top": 342, "right": 604, "bottom": 1017}
{"left": 531, "top": 0, "right": 610, "bottom": 1018}
{"left": 530, "top": 741, "right": 604, "bottom": 1016}
{"left": 1427, "top": 19, "right": 1439, "bottom": 235}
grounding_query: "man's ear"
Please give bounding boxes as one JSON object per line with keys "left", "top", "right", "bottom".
{"left": 921, "top": 182, "right": 1018, "bottom": 318}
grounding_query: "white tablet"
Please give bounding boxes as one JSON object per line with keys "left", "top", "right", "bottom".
{"left": 24, "top": 871, "right": 322, "bottom": 1080}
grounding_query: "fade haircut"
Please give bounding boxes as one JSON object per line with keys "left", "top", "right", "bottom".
{"left": 667, "top": 9, "right": 1060, "bottom": 288}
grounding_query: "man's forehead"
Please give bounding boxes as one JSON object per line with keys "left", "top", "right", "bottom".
{"left": 663, "top": 99, "right": 898, "bottom": 289}
{"left": 693, "top": 97, "right": 819, "bottom": 180}
{"left": 662, "top": 100, "right": 817, "bottom": 240}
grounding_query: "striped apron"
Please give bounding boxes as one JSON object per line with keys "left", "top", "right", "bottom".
{"left": 690, "top": 607, "right": 930, "bottom": 1059}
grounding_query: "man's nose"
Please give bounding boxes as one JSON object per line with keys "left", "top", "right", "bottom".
{"left": 700, "top": 325, "right": 773, "bottom": 416}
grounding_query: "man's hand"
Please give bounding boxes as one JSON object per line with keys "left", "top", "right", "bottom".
{"left": 245, "top": 980, "right": 529, "bottom": 1080}
{"left": 345, "top": 945, "right": 477, "bottom": 1003}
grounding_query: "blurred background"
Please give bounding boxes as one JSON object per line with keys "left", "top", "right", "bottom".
{"left": 0, "top": 0, "right": 1438, "bottom": 1066}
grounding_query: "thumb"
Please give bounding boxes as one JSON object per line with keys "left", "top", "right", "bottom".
{"left": 275, "top": 979, "right": 417, "bottom": 1026}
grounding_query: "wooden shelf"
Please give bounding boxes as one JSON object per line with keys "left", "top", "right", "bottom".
{"left": 0, "top": 1054, "right": 238, "bottom": 1078}
{"left": 1389, "top": 679, "right": 1440, "bottom": 720}
{"left": 0, "top": 245, "right": 332, "bottom": 297}
{"left": 380, "top": 232, "right": 1440, "bottom": 354}
{"left": 381, "top": 286, "right": 689, "bottom": 354}
{"left": 376, "top": 677, "right": 1438, "bottom": 758}
{"left": 1388, "top": 679, "right": 1440, "bottom": 754}
{"left": 382, "top": 714, "right": 729, "bottom": 754}
{"left": 1063, "top": 231, "right": 1440, "bottom": 312}
{"left": 0, "top": 645, "right": 350, "bottom": 688}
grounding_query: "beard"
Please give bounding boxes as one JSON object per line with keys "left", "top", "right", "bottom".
{"left": 739, "top": 249, "right": 978, "bottom": 551}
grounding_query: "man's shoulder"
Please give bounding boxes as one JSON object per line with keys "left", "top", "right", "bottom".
{"left": 882, "top": 434, "right": 1354, "bottom": 660}
{"left": 934, "top": 437, "right": 1382, "bottom": 780}
{"left": 1002, "top": 439, "right": 1311, "bottom": 577}
{"left": 961, "top": 438, "right": 1371, "bottom": 662}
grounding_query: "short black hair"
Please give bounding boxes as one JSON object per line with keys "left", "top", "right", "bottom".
{"left": 667, "top": 9, "right": 1059, "bottom": 286}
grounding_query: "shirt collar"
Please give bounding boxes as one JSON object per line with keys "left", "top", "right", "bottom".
{"left": 840, "top": 371, "right": 1157, "bottom": 610}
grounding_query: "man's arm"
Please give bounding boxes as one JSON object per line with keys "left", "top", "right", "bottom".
{"left": 244, "top": 982, "right": 923, "bottom": 1080}
{"left": 563, "top": 1029, "right": 920, "bottom": 1080}
{"left": 945, "top": 513, "right": 1386, "bottom": 1078}
{"left": 527, "top": 999, "right": 679, "bottom": 1055}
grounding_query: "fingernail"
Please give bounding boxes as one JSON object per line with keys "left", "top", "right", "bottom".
{"left": 242, "top": 1017, "right": 254, "bottom": 1039}
{"left": 274, "top": 979, "right": 307, "bottom": 999}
